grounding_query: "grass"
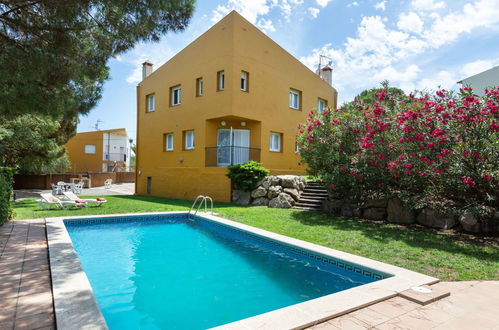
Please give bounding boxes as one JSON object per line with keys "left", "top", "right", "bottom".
{"left": 12, "top": 195, "right": 499, "bottom": 281}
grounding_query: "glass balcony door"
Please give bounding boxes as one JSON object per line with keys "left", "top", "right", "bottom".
{"left": 217, "top": 129, "right": 250, "bottom": 166}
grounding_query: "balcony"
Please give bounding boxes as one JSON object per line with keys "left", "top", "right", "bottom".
{"left": 103, "top": 153, "right": 127, "bottom": 162}
{"left": 205, "top": 146, "right": 260, "bottom": 167}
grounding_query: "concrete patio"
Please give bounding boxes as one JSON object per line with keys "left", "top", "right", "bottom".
{"left": 0, "top": 218, "right": 498, "bottom": 330}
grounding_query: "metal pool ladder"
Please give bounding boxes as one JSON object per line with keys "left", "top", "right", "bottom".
{"left": 189, "top": 195, "right": 214, "bottom": 215}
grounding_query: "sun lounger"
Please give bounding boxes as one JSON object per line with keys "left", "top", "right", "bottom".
{"left": 62, "top": 191, "right": 107, "bottom": 207}
{"left": 37, "top": 193, "right": 87, "bottom": 210}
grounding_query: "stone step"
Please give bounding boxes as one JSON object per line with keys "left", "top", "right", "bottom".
{"left": 293, "top": 206, "right": 321, "bottom": 211}
{"left": 298, "top": 198, "right": 323, "bottom": 204}
{"left": 295, "top": 202, "right": 323, "bottom": 208}
{"left": 303, "top": 187, "right": 328, "bottom": 192}
{"left": 301, "top": 192, "right": 328, "bottom": 196}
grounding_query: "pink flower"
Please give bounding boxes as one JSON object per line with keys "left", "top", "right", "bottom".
{"left": 433, "top": 168, "right": 444, "bottom": 174}
{"left": 399, "top": 155, "right": 405, "bottom": 160}
{"left": 461, "top": 176, "right": 476, "bottom": 186}
{"left": 403, "top": 163, "right": 413, "bottom": 168}
{"left": 357, "top": 173, "right": 364, "bottom": 178}
{"left": 350, "top": 170, "right": 357, "bottom": 175}
{"left": 393, "top": 173, "right": 401, "bottom": 178}
{"left": 328, "top": 184, "right": 336, "bottom": 189}
{"left": 419, "top": 172, "right": 426, "bottom": 176}
{"left": 405, "top": 169, "right": 413, "bottom": 175}
{"left": 340, "top": 166, "right": 347, "bottom": 171}
{"left": 482, "top": 175, "right": 493, "bottom": 181}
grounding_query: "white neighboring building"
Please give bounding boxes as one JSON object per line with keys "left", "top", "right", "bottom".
{"left": 458, "top": 65, "right": 499, "bottom": 96}
{"left": 102, "top": 129, "right": 132, "bottom": 172}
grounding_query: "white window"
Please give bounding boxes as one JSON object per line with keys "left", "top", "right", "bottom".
{"left": 218, "top": 71, "right": 225, "bottom": 91}
{"left": 197, "top": 78, "right": 203, "bottom": 96}
{"left": 171, "top": 86, "right": 181, "bottom": 106}
{"left": 318, "top": 99, "right": 326, "bottom": 111}
{"left": 241, "top": 71, "right": 248, "bottom": 91}
{"left": 270, "top": 133, "right": 281, "bottom": 152}
{"left": 147, "top": 94, "right": 155, "bottom": 112}
{"left": 289, "top": 90, "right": 300, "bottom": 110}
{"left": 84, "top": 144, "right": 96, "bottom": 154}
{"left": 165, "top": 133, "right": 174, "bottom": 151}
{"left": 185, "top": 130, "right": 195, "bottom": 150}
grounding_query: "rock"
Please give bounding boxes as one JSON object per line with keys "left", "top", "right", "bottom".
{"left": 363, "top": 198, "right": 388, "bottom": 208}
{"left": 341, "top": 205, "right": 354, "bottom": 217}
{"left": 322, "top": 199, "right": 343, "bottom": 215}
{"left": 283, "top": 188, "right": 300, "bottom": 201}
{"left": 267, "top": 185, "right": 282, "bottom": 199}
{"left": 251, "top": 186, "right": 267, "bottom": 198}
{"left": 232, "top": 190, "right": 251, "bottom": 206}
{"left": 459, "top": 210, "right": 480, "bottom": 233}
{"left": 352, "top": 206, "right": 362, "bottom": 217}
{"left": 257, "top": 177, "right": 272, "bottom": 189}
{"left": 279, "top": 175, "right": 300, "bottom": 189}
{"left": 416, "top": 208, "right": 456, "bottom": 229}
{"left": 268, "top": 176, "right": 281, "bottom": 186}
{"left": 251, "top": 197, "right": 269, "bottom": 206}
{"left": 387, "top": 199, "right": 416, "bottom": 224}
{"left": 298, "top": 180, "right": 306, "bottom": 191}
{"left": 363, "top": 207, "right": 387, "bottom": 220}
{"left": 269, "top": 193, "right": 295, "bottom": 209}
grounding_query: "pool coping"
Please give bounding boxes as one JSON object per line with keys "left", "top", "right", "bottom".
{"left": 46, "top": 211, "right": 438, "bottom": 330}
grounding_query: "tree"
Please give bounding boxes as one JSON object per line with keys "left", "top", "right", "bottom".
{"left": 0, "top": 0, "right": 195, "bottom": 119}
{"left": 0, "top": 114, "right": 75, "bottom": 173}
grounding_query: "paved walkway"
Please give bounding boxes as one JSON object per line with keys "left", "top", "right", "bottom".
{"left": 1, "top": 218, "right": 498, "bottom": 330}
{"left": 14, "top": 183, "right": 135, "bottom": 199}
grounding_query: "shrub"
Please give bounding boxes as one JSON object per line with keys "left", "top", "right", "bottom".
{"left": 0, "top": 167, "right": 14, "bottom": 224}
{"left": 298, "top": 87, "right": 499, "bottom": 210}
{"left": 226, "top": 161, "right": 269, "bottom": 191}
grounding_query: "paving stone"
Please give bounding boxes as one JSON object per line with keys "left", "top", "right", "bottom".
{"left": 326, "top": 315, "right": 370, "bottom": 329}
{"left": 399, "top": 285, "right": 450, "bottom": 305}
{"left": 14, "top": 312, "right": 54, "bottom": 330}
{"left": 367, "top": 296, "right": 419, "bottom": 319}
{"left": 0, "top": 299, "right": 17, "bottom": 323}
{"left": 15, "top": 292, "right": 53, "bottom": 319}
{"left": 350, "top": 307, "right": 391, "bottom": 326}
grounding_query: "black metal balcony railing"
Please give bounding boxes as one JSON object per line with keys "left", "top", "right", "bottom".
{"left": 205, "top": 146, "right": 261, "bottom": 167}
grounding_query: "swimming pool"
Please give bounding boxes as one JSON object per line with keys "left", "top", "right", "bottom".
{"left": 47, "top": 212, "right": 438, "bottom": 329}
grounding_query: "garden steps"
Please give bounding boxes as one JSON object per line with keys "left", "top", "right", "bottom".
{"left": 293, "top": 181, "right": 328, "bottom": 211}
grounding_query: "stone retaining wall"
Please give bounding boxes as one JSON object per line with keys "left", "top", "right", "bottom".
{"left": 322, "top": 198, "right": 498, "bottom": 234}
{"left": 232, "top": 175, "right": 306, "bottom": 208}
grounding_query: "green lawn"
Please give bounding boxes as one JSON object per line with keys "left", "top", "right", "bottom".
{"left": 12, "top": 195, "right": 499, "bottom": 281}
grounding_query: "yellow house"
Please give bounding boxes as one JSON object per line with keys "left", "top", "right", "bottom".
{"left": 65, "top": 128, "right": 132, "bottom": 173}
{"left": 135, "top": 11, "right": 337, "bottom": 202}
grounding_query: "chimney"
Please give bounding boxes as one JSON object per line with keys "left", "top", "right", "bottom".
{"left": 321, "top": 65, "right": 333, "bottom": 86}
{"left": 142, "top": 61, "right": 153, "bottom": 80}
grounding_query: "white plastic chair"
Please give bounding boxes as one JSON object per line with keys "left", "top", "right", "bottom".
{"left": 37, "top": 193, "right": 87, "bottom": 210}
{"left": 104, "top": 179, "right": 113, "bottom": 189}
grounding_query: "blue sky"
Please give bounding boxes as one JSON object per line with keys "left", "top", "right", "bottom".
{"left": 77, "top": 0, "right": 499, "bottom": 143}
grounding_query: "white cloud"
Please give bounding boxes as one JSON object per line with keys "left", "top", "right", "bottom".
{"left": 308, "top": 7, "right": 320, "bottom": 18}
{"left": 316, "top": 0, "right": 333, "bottom": 8}
{"left": 411, "top": 0, "right": 445, "bottom": 11}
{"left": 299, "top": 0, "right": 499, "bottom": 103}
{"left": 460, "top": 58, "right": 499, "bottom": 78}
{"left": 397, "top": 12, "right": 424, "bottom": 34}
{"left": 348, "top": 1, "right": 359, "bottom": 8}
{"left": 257, "top": 18, "right": 276, "bottom": 33}
{"left": 211, "top": 0, "right": 271, "bottom": 24}
{"left": 374, "top": 1, "right": 386, "bottom": 11}
{"left": 123, "top": 42, "right": 177, "bottom": 84}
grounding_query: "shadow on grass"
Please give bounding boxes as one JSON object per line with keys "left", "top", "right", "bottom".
{"left": 288, "top": 209, "right": 499, "bottom": 262}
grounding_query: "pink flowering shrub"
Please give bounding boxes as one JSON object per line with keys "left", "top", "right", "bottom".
{"left": 298, "top": 87, "right": 499, "bottom": 208}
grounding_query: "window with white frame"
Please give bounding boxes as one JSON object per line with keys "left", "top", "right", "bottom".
{"left": 196, "top": 77, "right": 203, "bottom": 96}
{"left": 218, "top": 71, "right": 225, "bottom": 91}
{"left": 165, "top": 133, "right": 174, "bottom": 151}
{"left": 184, "top": 130, "right": 195, "bottom": 150}
{"left": 241, "top": 71, "right": 248, "bottom": 91}
{"left": 270, "top": 132, "right": 281, "bottom": 152}
{"left": 84, "top": 144, "right": 96, "bottom": 154}
{"left": 318, "top": 98, "right": 327, "bottom": 112}
{"left": 171, "top": 86, "right": 181, "bottom": 106}
{"left": 289, "top": 89, "right": 300, "bottom": 110}
{"left": 147, "top": 94, "right": 155, "bottom": 112}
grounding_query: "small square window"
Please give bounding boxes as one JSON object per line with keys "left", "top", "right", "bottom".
{"left": 184, "top": 130, "right": 195, "bottom": 150}
{"left": 241, "top": 71, "right": 249, "bottom": 92}
{"left": 318, "top": 98, "right": 327, "bottom": 112}
{"left": 196, "top": 77, "right": 203, "bottom": 97}
{"left": 289, "top": 89, "right": 301, "bottom": 110}
{"left": 147, "top": 94, "right": 155, "bottom": 112}
{"left": 165, "top": 133, "right": 174, "bottom": 151}
{"left": 217, "top": 71, "right": 225, "bottom": 91}
{"left": 171, "top": 85, "right": 181, "bottom": 106}
{"left": 270, "top": 132, "right": 282, "bottom": 152}
{"left": 84, "top": 144, "right": 96, "bottom": 154}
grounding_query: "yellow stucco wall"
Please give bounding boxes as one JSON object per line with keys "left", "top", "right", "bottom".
{"left": 135, "top": 11, "right": 338, "bottom": 202}
{"left": 65, "top": 128, "right": 126, "bottom": 173}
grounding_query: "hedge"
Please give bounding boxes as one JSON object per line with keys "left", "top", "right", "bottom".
{"left": 0, "top": 167, "right": 14, "bottom": 224}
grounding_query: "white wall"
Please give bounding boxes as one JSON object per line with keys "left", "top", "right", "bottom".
{"left": 102, "top": 132, "right": 131, "bottom": 171}
{"left": 460, "top": 66, "right": 499, "bottom": 96}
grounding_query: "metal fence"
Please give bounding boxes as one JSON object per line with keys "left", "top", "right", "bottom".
{"left": 205, "top": 146, "right": 261, "bottom": 167}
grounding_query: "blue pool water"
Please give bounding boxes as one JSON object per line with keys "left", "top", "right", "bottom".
{"left": 65, "top": 214, "right": 386, "bottom": 329}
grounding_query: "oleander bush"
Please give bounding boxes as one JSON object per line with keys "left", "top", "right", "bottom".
{"left": 226, "top": 161, "right": 269, "bottom": 192}
{"left": 0, "top": 167, "right": 14, "bottom": 224}
{"left": 298, "top": 87, "right": 498, "bottom": 213}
